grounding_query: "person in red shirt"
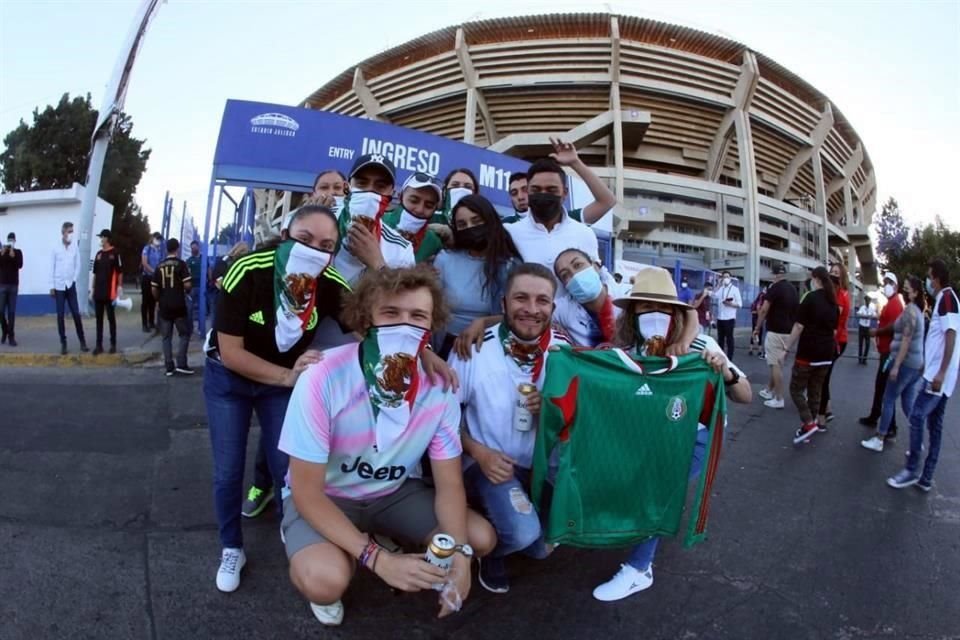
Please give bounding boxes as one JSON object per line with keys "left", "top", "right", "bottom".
{"left": 817, "top": 263, "right": 851, "bottom": 427}
{"left": 859, "top": 272, "right": 905, "bottom": 436}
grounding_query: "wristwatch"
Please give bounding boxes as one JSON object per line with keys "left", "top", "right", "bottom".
{"left": 454, "top": 543, "right": 474, "bottom": 558}
{"left": 724, "top": 368, "right": 741, "bottom": 386}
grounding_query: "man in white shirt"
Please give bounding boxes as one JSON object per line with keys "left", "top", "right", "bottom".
{"left": 505, "top": 158, "right": 600, "bottom": 273}
{"left": 856, "top": 295, "right": 877, "bottom": 364}
{"left": 449, "top": 262, "right": 567, "bottom": 594}
{"left": 714, "top": 270, "right": 742, "bottom": 358}
{"left": 887, "top": 258, "right": 958, "bottom": 491}
{"left": 50, "top": 222, "right": 88, "bottom": 355}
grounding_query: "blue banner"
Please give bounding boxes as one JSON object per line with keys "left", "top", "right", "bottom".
{"left": 213, "top": 100, "right": 530, "bottom": 211}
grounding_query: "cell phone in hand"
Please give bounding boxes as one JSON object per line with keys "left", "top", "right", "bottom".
{"left": 923, "top": 381, "right": 944, "bottom": 397}
{"left": 725, "top": 297, "right": 733, "bottom": 302}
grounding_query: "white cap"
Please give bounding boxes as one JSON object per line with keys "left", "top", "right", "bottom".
{"left": 882, "top": 272, "right": 898, "bottom": 286}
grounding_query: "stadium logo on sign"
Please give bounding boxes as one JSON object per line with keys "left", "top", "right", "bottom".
{"left": 250, "top": 113, "right": 299, "bottom": 138}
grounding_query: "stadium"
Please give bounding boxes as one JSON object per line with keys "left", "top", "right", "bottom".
{"left": 298, "top": 12, "right": 878, "bottom": 290}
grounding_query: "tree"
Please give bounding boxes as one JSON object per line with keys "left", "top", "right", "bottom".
{"left": 873, "top": 197, "right": 909, "bottom": 269}
{"left": 0, "top": 93, "right": 152, "bottom": 277}
{"left": 886, "top": 217, "right": 959, "bottom": 284}
{"left": 217, "top": 222, "right": 238, "bottom": 245}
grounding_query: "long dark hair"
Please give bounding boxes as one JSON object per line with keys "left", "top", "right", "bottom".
{"left": 904, "top": 274, "right": 927, "bottom": 313}
{"left": 811, "top": 266, "right": 836, "bottom": 306}
{"left": 452, "top": 194, "right": 520, "bottom": 298}
{"left": 443, "top": 168, "right": 480, "bottom": 194}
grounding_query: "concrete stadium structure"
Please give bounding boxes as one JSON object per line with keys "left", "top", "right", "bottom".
{"left": 300, "top": 13, "right": 879, "bottom": 288}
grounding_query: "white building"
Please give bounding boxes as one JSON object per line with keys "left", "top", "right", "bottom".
{"left": 0, "top": 184, "right": 113, "bottom": 315}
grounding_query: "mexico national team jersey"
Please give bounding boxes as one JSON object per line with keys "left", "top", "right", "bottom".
{"left": 533, "top": 348, "right": 726, "bottom": 548}
{"left": 279, "top": 343, "right": 462, "bottom": 501}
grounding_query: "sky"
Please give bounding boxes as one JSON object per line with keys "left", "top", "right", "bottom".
{"left": 1, "top": 0, "right": 958, "bottom": 235}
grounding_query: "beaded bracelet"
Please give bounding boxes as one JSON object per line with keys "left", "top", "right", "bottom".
{"left": 358, "top": 538, "right": 378, "bottom": 569}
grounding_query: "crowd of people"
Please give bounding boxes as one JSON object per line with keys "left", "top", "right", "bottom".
{"left": 198, "top": 144, "right": 758, "bottom": 627}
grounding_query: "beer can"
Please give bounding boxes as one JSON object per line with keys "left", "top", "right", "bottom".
{"left": 514, "top": 383, "right": 537, "bottom": 432}
{"left": 424, "top": 533, "right": 456, "bottom": 591}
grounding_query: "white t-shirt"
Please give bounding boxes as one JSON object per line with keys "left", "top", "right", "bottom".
{"left": 333, "top": 224, "right": 415, "bottom": 286}
{"left": 714, "top": 282, "right": 742, "bottom": 321}
{"left": 553, "top": 293, "right": 622, "bottom": 348}
{"left": 857, "top": 303, "right": 877, "bottom": 328}
{"left": 505, "top": 212, "right": 600, "bottom": 274}
{"left": 279, "top": 343, "right": 462, "bottom": 501}
{"left": 449, "top": 324, "right": 569, "bottom": 469}
{"left": 923, "top": 287, "right": 960, "bottom": 398}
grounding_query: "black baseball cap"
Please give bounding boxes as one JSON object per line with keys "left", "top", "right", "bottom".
{"left": 773, "top": 264, "right": 787, "bottom": 275}
{"left": 97, "top": 229, "right": 113, "bottom": 240}
{"left": 349, "top": 153, "right": 397, "bottom": 184}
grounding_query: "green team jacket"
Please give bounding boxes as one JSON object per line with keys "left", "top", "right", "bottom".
{"left": 532, "top": 347, "right": 726, "bottom": 549}
{"left": 381, "top": 209, "right": 443, "bottom": 263}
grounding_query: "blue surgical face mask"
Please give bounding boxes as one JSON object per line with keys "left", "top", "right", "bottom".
{"left": 567, "top": 268, "right": 603, "bottom": 304}
{"left": 926, "top": 277, "right": 935, "bottom": 296}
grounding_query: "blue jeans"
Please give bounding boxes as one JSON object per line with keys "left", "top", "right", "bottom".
{"left": 877, "top": 365, "right": 922, "bottom": 436}
{"left": 54, "top": 285, "right": 87, "bottom": 344}
{"left": 905, "top": 385, "right": 950, "bottom": 482}
{"left": 627, "top": 429, "right": 709, "bottom": 571}
{"left": 464, "top": 464, "right": 550, "bottom": 559}
{"left": 203, "top": 357, "right": 292, "bottom": 549}
{"left": 0, "top": 284, "right": 17, "bottom": 337}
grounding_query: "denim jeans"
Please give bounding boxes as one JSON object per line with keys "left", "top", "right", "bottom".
{"left": 158, "top": 315, "right": 191, "bottom": 369}
{"left": 877, "top": 365, "right": 922, "bottom": 437}
{"left": 0, "top": 284, "right": 17, "bottom": 337}
{"left": 905, "top": 386, "right": 950, "bottom": 482}
{"left": 203, "top": 357, "right": 292, "bottom": 549}
{"left": 463, "top": 464, "right": 550, "bottom": 559}
{"left": 627, "top": 429, "right": 709, "bottom": 571}
{"left": 55, "top": 285, "right": 87, "bottom": 345}
{"left": 858, "top": 327, "right": 871, "bottom": 363}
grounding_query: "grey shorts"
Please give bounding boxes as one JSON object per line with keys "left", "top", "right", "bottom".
{"left": 281, "top": 479, "right": 438, "bottom": 559}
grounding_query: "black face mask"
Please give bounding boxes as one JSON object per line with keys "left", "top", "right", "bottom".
{"left": 455, "top": 224, "right": 488, "bottom": 251}
{"left": 528, "top": 192, "right": 563, "bottom": 223}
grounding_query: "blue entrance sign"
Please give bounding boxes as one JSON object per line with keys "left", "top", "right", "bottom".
{"left": 213, "top": 100, "right": 529, "bottom": 211}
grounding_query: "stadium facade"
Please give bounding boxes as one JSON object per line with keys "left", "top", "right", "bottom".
{"left": 300, "top": 13, "right": 879, "bottom": 288}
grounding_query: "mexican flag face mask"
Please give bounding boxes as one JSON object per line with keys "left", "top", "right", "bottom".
{"left": 361, "top": 323, "right": 431, "bottom": 453}
{"left": 274, "top": 240, "right": 332, "bottom": 353}
{"left": 339, "top": 191, "right": 392, "bottom": 249}
{"left": 439, "top": 187, "right": 473, "bottom": 223}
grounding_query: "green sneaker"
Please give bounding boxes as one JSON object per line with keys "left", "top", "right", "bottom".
{"left": 241, "top": 485, "right": 274, "bottom": 518}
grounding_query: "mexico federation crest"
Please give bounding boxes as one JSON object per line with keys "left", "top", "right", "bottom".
{"left": 371, "top": 353, "right": 416, "bottom": 408}
{"left": 666, "top": 396, "right": 687, "bottom": 422}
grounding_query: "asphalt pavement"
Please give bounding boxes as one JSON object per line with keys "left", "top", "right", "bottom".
{"left": 1, "top": 349, "right": 958, "bottom": 640}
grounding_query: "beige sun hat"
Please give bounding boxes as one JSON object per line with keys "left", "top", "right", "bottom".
{"left": 613, "top": 266, "right": 692, "bottom": 310}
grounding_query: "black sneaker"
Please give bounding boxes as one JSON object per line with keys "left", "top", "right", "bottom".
{"left": 793, "top": 422, "right": 819, "bottom": 445}
{"left": 175, "top": 366, "right": 195, "bottom": 376}
{"left": 825, "top": 412, "right": 835, "bottom": 423}
{"left": 241, "top": 485, "right": 275, "bottom": 518}
{"left": 80, "top": 343, "right": 90, "bottom": 353}
{"left": 478, "top": 556, "right": 510, "bottom": 594}
{"left": 858, "top": 416, "right": 877, "bottom": 428}
{"left": 109, "top": 344, "right": 117, "bottom": 354}
{"left": 885, "top": 428, "right": 897, "bottom": 441}
{"left": 165, "top": 368, "right": 175, "bottom": 377}
{"left": 916, "top": 478, "right": 934, "bottom": 493}
{"left": 61, "top": 344, "right": 68, "bottom": 355}
{"left": 92, "top": 345, "right": 103, "bottom": 356}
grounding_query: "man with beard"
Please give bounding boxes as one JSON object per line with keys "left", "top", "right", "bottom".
{"left": 448, "top": 262, "right": 568, "bottom": 593}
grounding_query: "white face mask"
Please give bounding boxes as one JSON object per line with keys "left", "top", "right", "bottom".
{"left": 397, "top": 209, "right": 428, "bottom": 234}
{"left": 7, "top": 241, "right": 14, "bottom": 249}
{"left": 722, "top": 277, "right": 731, "bottom": 286}
{"left": 883, "top": 283, "right": 896, "bottom": 298}
{"left": 448, "top": 187, "right": 473, "bottom": 210}
{"left": 636, "top": 311, "right": 673, "bottom": 341}
{"left": 65, "top": 232, "right": 74, "bottom": 243}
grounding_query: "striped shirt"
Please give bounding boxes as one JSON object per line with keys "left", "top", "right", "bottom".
{"left": 279, "top": 343, "right": 462, "bottom": 500}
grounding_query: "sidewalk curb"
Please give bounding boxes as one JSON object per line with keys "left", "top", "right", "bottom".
{"left": 0, "top": 350, "right": 161, "bottom": 368}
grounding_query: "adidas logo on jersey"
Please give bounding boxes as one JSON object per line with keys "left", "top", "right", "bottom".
{"left": 248, "top": 310, "right": 265, "bottom": 325}
{"left": 635, "top": 383, "right": 653, "bottom": 396}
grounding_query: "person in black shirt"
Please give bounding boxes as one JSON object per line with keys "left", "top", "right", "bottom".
{"left": 152, "top": 238, "right": 193, "bottom": 376}
{"left": 205, "top": 204, "right": 458, "bottom": 594}
{"left": 91, "top": 229, "right": 123, "bottom": 355}
{"left": 754, "top": 264, "right": 800, "bottom": 408}
{"left": 786, "top": 266, "right": 839, "bottom": 445}
{"left": 0, "top": 232, "right": 23, "bottom": 346}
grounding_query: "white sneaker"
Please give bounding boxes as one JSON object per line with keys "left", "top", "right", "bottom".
{"left": 763, "top": 398, "right": 785, "bottom": 409}
{"left": 759, "top": 388, "right": 774, "bottom": 401}
{"left": 216, "top": 548, "right": 246, "bottom": 593}
{"left": 861, "top": 436, "right": 884, "bottom": 452}
{"left": 592, "top": 563, "right": 654, "bottom": 602}
{"left": 310, "top": 600, "right": 345, "bottom": 626}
